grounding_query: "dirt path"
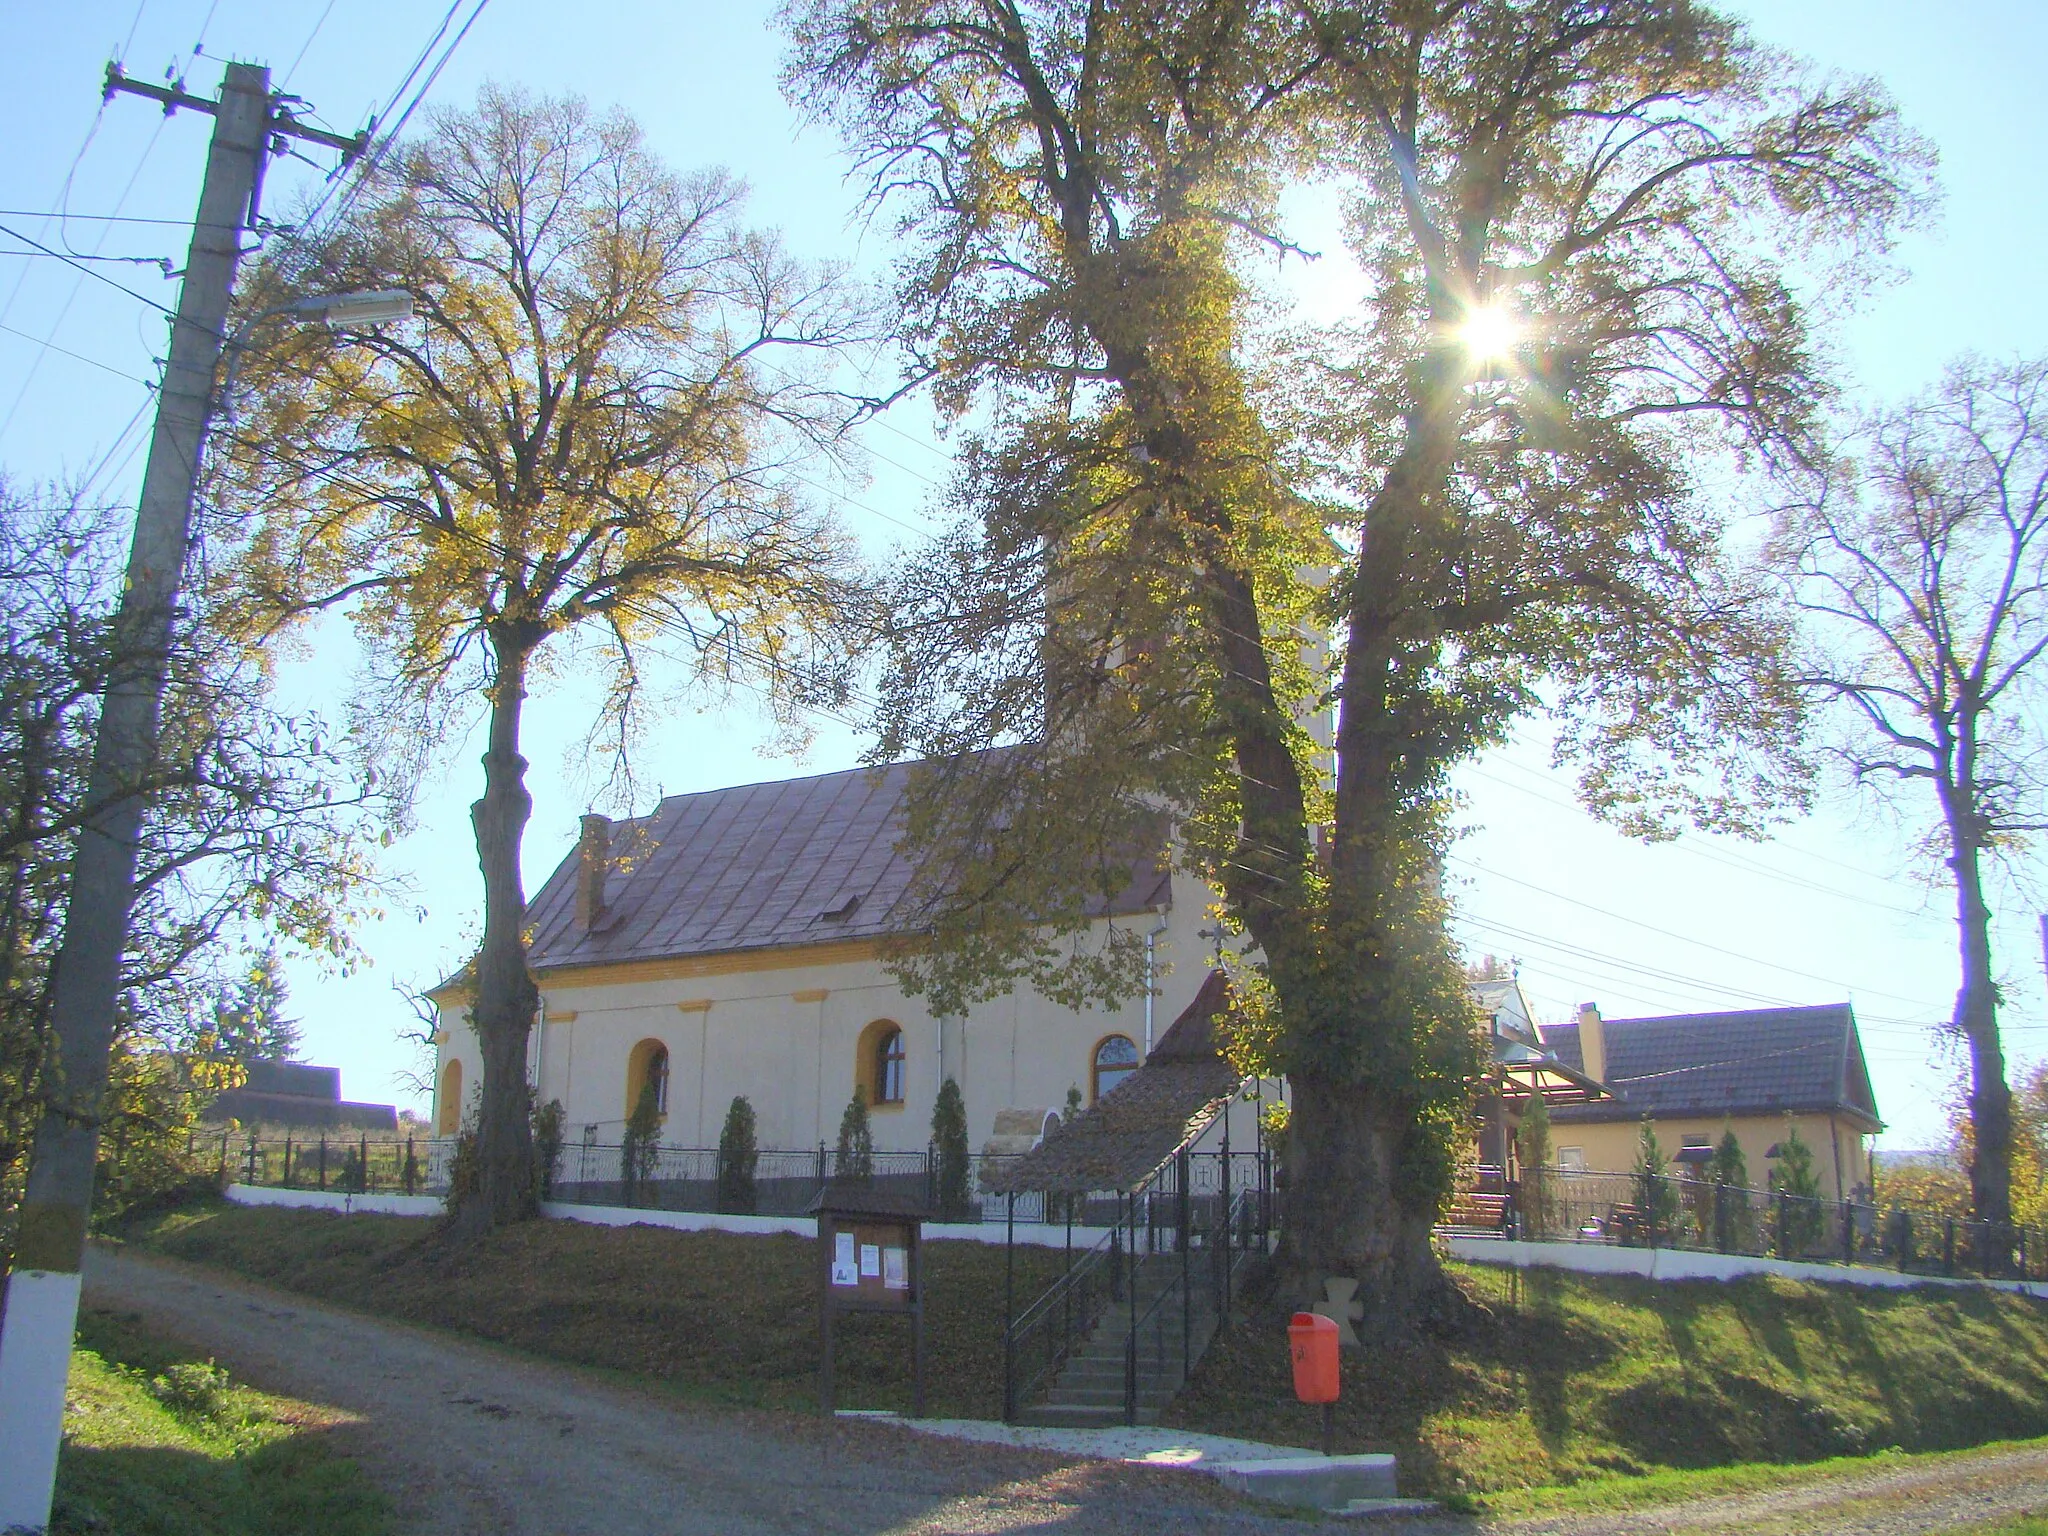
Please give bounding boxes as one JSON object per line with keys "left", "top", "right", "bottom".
{"left": 82, "top": 1245, "right": 1284, "bottom": 1535}
{"left": 81, "top": 1245, "right": 2048, "bottom": 1535}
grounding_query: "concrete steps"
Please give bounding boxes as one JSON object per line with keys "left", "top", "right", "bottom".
{"left": 1022, "top": 1254, "right": 1225, "bottom": 1426}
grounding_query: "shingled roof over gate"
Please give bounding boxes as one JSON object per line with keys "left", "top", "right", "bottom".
{"left": 983, "top": 969, "right": 1244, "bottom": 1195}
{"left": 523, "top": 759, "right": 1173, "bottom": 973}
{"left": 1541, "top": 1004, "right": 1881, "bottom": 1131}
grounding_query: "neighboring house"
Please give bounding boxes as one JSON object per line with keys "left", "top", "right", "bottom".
{"left": 429, "top": 760, "right": 1245, "bottom": 1157}
{"left": 208, "top": 1058, "right": 399, "bottom": 1132}
{"left": 1470, "top": 972, "right": 1608, "bottom": 1173}
{"left": 1538, "top": 1003, "right": 1883, "bottom": 1200}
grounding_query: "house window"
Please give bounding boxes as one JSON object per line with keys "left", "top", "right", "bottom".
{"left": 856, "top": 1019, "right": 906, "bottom": 1108}
{"left": 1092, "top": 1035, "right": 1140, "bottom": 1103}
{"left": 626, "top": 1038, "right": 670, "bottom": 1118}
{"left": 1557, "top": 1146, "right": 1585, "bottom": 1170}
{"left": 437, "top": 1058, "right": 462, "bottom": 1135}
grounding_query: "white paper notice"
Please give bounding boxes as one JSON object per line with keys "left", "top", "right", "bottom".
{"left": 883, "top": 1247, "right": 907, "bottom": 1290}
{"left": 860, "top": 1243, "right": 881, "bottom": 1278}
{"left": 831, "top": 1231, "right": 858, "bottom": 1286}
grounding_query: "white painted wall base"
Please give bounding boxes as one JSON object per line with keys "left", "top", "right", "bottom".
{"left": 1447, "top": 1236, "right": 2048, "bottom": 1299}
{"left": 0, "top": 1267, "right": 84, "bottom": 1534}
{"left": 224, "top": 1183, "right": 1111, "bottom": 1248}
{"left": 226, "top": 1184, "right": 446, "bottom": 1218}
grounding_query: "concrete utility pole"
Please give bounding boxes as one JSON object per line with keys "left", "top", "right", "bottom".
{"left": 0, "top": 60, "right": 364, "bottom": 1534}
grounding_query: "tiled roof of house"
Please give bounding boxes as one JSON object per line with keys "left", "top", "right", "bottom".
{"left": 1542, "top": 1004, "right": 1881, "bottom": 1130}
{"left": 524, "top": 758, "right": 1172, "bottom": 973}
{"left": 983, "top": 970, "right": 1244, "bottom": 1195}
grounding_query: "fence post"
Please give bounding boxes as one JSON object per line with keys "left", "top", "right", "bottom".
{"left": 1003, "top": 1191, "right": 1016, "bottom": 1422}
{"left": 817, "top": 1141, "right": 827, "bottom": 1186}
{"left": 1944, "top": 1216, "right": 1956, "bottom": 1275}
{"left": 404, "top": 1136, "right": 416, "bottom": 1196}
{"left": 1840, "top": 1201, "right": 1853, "bottom": 1264}
{"left": 245, "top": 1129, "right": 258, "bottom": 1185}
{"left": 217, "top": 1129, "right": 230, "bottom": 1187}
{"left": 926, "top": 1141, "right": 936, "bottom": 1211}
{"left": 319, "top": 1136, "right": 328, "bottom": 1191}
{"left": 283, "top": 1135, "right": 294, "bottom": 1188}
{"left": 1774, "top": 1192, "right": 1787, "bottom": 1259}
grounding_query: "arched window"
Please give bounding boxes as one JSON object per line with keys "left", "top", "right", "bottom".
{"left": 437, "top": 1058, "right": 463, "bottom": 1135}
{"left": 626, "top": 1038, "right": 670, "bottom": 1119}
{"left": 873, "top": 1026, "right": 906, "bottom": 1105}
{"left": 856, "top": 1019, "right": 906, "bottom": 1107}
{"left": 1092, "top": 1035, "right": 1140, "bottom": 1103}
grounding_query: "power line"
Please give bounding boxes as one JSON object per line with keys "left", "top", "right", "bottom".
{"left": 0, "top": 320, "right": 157, "bottom": 384}
{"left": 281, "top": 0, "right": 342, "bottom": 89}
{"left": 1449, "top": 853, "right": 1947, "bottom": 1013}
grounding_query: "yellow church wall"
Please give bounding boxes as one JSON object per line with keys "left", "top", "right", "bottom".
{"left": 431, "top": 864, "right": 1225, "bottom": 1157}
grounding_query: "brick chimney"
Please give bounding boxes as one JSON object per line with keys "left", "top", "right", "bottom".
{"left": 1576, "top": 1001, "right": 1606, "bottom": 1084}
{"left": 574, "top": 813, "right": 611, "bottom": 931}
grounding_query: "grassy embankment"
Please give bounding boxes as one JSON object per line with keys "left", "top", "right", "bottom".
{"left": 130, "top": 1201, "right": 1065, "bottom": 1420}
{"left": 126, "top": 1200, "right": 2048, "bottom": 1502}
{"left": 52, "top": 1305, "right": 389, "bottom": 1536}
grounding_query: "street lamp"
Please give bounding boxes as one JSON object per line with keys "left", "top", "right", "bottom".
{"left": 280, "top": 288, "right": 414, "bottom": 327}
{"left": 218, "top": 287, "right": 414, "bottom": 419}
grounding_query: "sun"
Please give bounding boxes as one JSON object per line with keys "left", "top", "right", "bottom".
{"left": 1454, "top": 301, "right": 1523, "bottom": 365}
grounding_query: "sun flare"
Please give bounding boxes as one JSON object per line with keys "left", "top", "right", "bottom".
{"left": 1454, "top": 302, "right": 1523, "bottom": 364}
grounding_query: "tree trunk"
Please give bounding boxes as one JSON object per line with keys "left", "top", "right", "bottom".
{"left": 1278, "top": 1068, "right": 1445, "bottom": 1321}
{"left": 1948, "top": 799, "right": 2012, "bottom": 1233}
{"left": 450, "top": 632, "right": 541, "bottom": 1237}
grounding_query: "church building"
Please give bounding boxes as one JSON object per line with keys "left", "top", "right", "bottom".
{"left": 429, "top": 758, "right": 1224, "bottom": 1158}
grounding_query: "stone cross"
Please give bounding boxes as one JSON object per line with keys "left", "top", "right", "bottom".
{"left": 1311, "top": 1277, "right": 1363, "bottom": 1347}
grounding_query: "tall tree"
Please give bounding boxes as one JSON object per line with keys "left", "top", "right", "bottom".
{"left": 0, "top": 483, "right": 375, "bottom": 1273}
{"left": 1774, "top": 359, "right": 2048, "bottom": 1237}
{"left": 786, "top": 0, "right": 1925, "bottom": 1322}
{"left": 220, "top": 86, "right": 872, "bottom": 1235}
{"left": 207, "top": 947, "right": 301, "bottom": 1064}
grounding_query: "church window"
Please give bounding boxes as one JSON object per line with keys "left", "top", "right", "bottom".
{"left": 856, "top": 1019, "right": 906, "bottom": 1107}
{"left": 1091, "top": 1034, "right": 1140, "bottom": 1103}
{"left": 626, "top": 1038, "right": 670, "bottom": 1118}
{"left": 874, "top": 1026, "right": 906, "bottom": 1105}
{"left": 437, "top": 1057, "right": 462, "bottom": 1135}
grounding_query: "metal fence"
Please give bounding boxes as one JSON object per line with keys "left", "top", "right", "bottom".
{"left": 1453, "top": 1165, "right": 2048, "bottom": 1282}
{"left": 226, "top": 1132, "right": 1272, "bottom": 1227}
{"left": 213, "top": 1129, "right": 450, "bottom": 1197}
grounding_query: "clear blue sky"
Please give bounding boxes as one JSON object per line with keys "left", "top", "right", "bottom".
{"left": 4, "top": 1, "right": 2044, "bottom": 1147}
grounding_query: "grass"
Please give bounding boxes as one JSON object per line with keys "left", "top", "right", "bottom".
{"left": 1169, "top": 1260, "right": 2048, "bottom": 1501}
{"left": 123, "top": 1199, "right": 2048, "bottom": 1506}
{"left": 52, "top": 1305, "right": 390, "bottom": 1536}
{"left": 127, "top": 1200, "right": 1067, "bottom": 1419}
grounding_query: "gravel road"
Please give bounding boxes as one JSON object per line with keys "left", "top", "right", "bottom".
{"left": 80, "top": 1245, "right": 2048, "bottom": 1535}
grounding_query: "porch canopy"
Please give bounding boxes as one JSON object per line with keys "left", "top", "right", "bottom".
{"left": 983, "top": 970, "right": 1244, "bottom": 1196}
{"left": 1490, "top": 1034, "right": 1607, "bottom": 1105}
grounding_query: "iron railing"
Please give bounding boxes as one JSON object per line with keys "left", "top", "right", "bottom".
{"left": 1452, "top": 1164, "right": 2048, "bottom": 1282}
{"left": 216, "top": 1129, "right": 447, "bottom": 1196}
{"left": 1002, "top": 1148, "right": 1273, "bottom": 1424}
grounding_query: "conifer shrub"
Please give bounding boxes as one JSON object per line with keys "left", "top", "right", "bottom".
{"left": 1632, "top": 1119, "right": 1679, "bottom": 1242}
{"left": 620, "top": 1080, "right": 663, "bottom": 1207}
{"left": 532, "top": 1096, "right": 566, "bottom": 1202}
{"left": 932, "top": 1077, "right": 970, "bottom": 1219}
{"left": 835, "top": 1085, "right": 874, "bottom": 1183}
{"left": 1515, "top": 1092, "right": 1552, "bottom": 1239}
{"left": 1772, "top": 1122, "right": 1827, "bottom": 1256}
{"left": 717, "top": 1095, "right": 759, "bottom": 1214}
{"left": 1710, "top": 1126, "right": 1755, "bottom": 1252}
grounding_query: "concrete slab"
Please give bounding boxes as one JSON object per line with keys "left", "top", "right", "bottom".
{"left": 856, "top": 1414, "right": 1403, "bottom": 1510}
{"left": 1337, "top": 1498, "right": 1442, "bottom": 1519}
{"left": 862, "top": 1413, "right": 1323, "bottom": 1470}
{"left": 1210, "top": 1454, "right": 1399, "bottom": 1509}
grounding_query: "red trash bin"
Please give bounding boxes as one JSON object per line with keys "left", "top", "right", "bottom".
{"left": 1288, "top": 1311, "right": 1340, "bottom": 1404}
